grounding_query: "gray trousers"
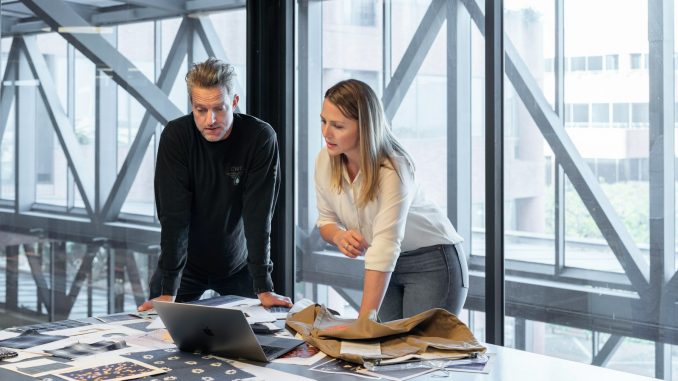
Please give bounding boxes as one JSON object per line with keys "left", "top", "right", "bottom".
{"left": 378, "top": 243, "right": 469, "bottom": 321}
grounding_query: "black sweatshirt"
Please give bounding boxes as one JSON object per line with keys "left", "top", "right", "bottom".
{"left": 150, "top": 113, "right": 280, "bottom": 298}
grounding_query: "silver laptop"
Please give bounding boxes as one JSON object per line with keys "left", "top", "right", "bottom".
{"left": 153, "top": 300, "right": 304, "bottom": 362}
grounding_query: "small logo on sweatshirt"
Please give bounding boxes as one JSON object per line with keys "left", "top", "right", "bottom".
{"left": 225, "top": 166, "right": 243, "bottom": 185}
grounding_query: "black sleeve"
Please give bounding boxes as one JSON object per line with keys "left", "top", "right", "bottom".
{"left": 149, "top": 123, "right": 192, "bottom": 298}
{"left": 242, "top": 128, "right": 280, "bottom": 294}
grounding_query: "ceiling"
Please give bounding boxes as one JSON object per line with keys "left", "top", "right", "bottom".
{"left": 1, "top": 0, "right": 246, "bottom": 36}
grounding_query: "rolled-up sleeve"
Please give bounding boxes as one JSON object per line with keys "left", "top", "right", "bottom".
{"left": 363, "top": 164, "right": 415, "bottom": 272}
{"left": 315, "top": 152, "right": 341, "bottom": 228}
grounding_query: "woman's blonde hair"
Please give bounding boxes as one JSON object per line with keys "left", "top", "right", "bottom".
{"left": 324, "top": 79, "right": 414, "bottom": 207}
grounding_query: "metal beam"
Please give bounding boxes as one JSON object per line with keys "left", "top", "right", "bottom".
{"left": 15, "top": 39, "right": 36, "bottom": 213}
{"left": 447, "top": 0, "right": 472, "bottom": 252}
{"left": 100, "top": 18, "right": 190, "bottom": 222}
{"left": 0, "top": 39, "right": 19, "bottom": 141}
{"left": 485, "top": 0, "right": 505, "bottom": 346}
{"left": 382, "top": 0, "right": 446, "bottom": 121}
{"left": 95, "top": 28, "right": 117, "bottom": 215}
{"left": 8, "top": 19, "right": 49, "bottom": 34}
{"left": 185, "top": 0, "right": 245, "bottom": 12}
{"left": 247, "top": 0, "right": 295, "bottom": 296}
{"left": 648, "top": 0, "right": 675, "bottom": 358}
{"left": 21, "top": 0, "right": 183, "bottom": 127}
{"left": 554, "top": 0, "right": 565, "bottom": 275}
{"left": 23, "top": 243, "right": 53, "bottom": 312}
{"left": 591, "top": 335, "right": 623, "bottom": 366}
{"left": 90, "top": 7, "right": 178, "bottom": 25}
{"left": 297, "top": 0, "right": 322, "bottom": 231}
{"left": 21, "top": 36, "right": 95, "bottom": 218}
{"left": 121, "top": 0, "right": 185, "bottom": 12}
{"left": 0, "top": 211, "right": 159, "bottom": 251}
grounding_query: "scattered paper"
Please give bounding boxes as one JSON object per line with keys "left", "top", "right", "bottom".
{"left": 145, "top": 317, "right": 165, "bottom": 330}
{"left": 272, "top": 342, "right": 327, "bottom": 366}
{"left": 55, "top": 356, "right": 165, "bottom": 381}
{"left": 1, "top": 357, "right": 75, "bottom": 377}
{"left": 0, "top": 331, "right": 20, "bottom": 341}
{"left": 358, "top": 365, "right": 434, "bottom": 381}
{"left": 310, "top": 358, "right": 380, "bottom": 379}
{"left": 240, "top": 305, "right": 277, "bottom": 323}
{"left": 340, "top": 341, "right": 381, "bottom": 357}
{"left": 220, "top": 357, "right": 317, "bottom": 381}
{"left": 124, "top": 330, "right": 175, "bottom": 350}
{"left": 375, "top": 350, "right": 470, "bottom": 365}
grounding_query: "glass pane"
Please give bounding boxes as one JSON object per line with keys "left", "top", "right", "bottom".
{"left": 73, "top": 49, "right": 95, "bottom": 209}
{"left": 503, "top": 0, "right": 661, "bottom": 378}
{"left": 295, "top": 0, "right": 480, "bottom": 328}
{"left": 208, "top": 10, "right": 248, "bottom": 111}
{"left": 120, "top": 135, "right": 156, "bottom": 217}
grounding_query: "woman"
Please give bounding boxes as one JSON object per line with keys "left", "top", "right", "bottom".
{"left": 315, "top": 79, "right": 469, "bottom": 321}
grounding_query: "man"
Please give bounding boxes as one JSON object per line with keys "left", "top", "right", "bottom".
{"left": 138, "top": 58, "right": 291, "bottom": 311}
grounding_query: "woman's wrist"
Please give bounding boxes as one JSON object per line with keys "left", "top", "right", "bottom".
{"left": 331, "top": 230, "right": 344, "bottom": 246}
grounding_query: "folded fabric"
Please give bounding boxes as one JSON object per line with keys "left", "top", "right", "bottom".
{"left": 285, "top": 304, "right": 486, "bottom": 364}
{"left": 0, "top": 329, "right": 67, "bottom": 349}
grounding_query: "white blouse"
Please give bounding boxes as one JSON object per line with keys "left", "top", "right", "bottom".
{"left": 315, "top": 148, "right": 463, "bottom": 272}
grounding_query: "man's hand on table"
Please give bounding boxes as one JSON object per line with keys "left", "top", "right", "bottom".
{"left": 257, "top": 291, "right": 293, "bottom": 308}
{"left": 137, "top": 294, "right": 175, "bottom": 312}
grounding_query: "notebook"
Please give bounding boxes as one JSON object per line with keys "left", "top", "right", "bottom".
{"left": 153, "top": 300, "right": 303, "bottom": 362}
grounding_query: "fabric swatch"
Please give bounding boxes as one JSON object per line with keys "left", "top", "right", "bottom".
{"left": 123, "top": 348, "right": 254, "bottom": 380}
{"left": 16, "top": 361, "right": 73, "bottom": 375}
{"left": 0, "top": 367, "right": 34, "bottom": 381}
{"left": 0, "top": 329, "right": 67, "bottom": 349}
{"left": 122, "top": 321, "right": 153, "bottom": 332}
{"left": 97, "top": 314, "right": 141, "bottom": 323}
{"left": 46, "top": 340, "right": 128, "bottom": 360}
{"left": 9, "top": 320, "right": 90, "bottom": 333}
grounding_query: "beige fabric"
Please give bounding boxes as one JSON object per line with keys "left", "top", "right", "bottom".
{"left": 285, "top": 304, "right": 485, "bottom": 364}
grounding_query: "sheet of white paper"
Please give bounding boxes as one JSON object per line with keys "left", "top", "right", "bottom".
{"left": 340, "top": 341, "right": 382, "bottom": 357}
{"left": 215, "top": 357, "right": 316, "bottom": 381}
{"left": 216, "top": 297, "right": 261, "bottom": 309}
{"left": 48, "top": 324, "right": 145, "bottom": 342}
{"left": 124, "top": 330, "right": 175, "bottom": 350}
{"left": 376, "top": 350, "right": 469, "bottom": 365}
{"left": 0, "top": 331, "right": 20, "bottom": 340}
{"left": 1, "top": 357, "right": 76, "bottom": 377}
{"left": 146, "top": 316, "right": 166, "bottom": 330}
{"left": 51, "top": 354, "right": 165, "bottom": 381}
{"left": 240, "top": 305, "right": 277, "bottom": 323}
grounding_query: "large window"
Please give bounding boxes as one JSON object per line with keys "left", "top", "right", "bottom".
{"left": 295, "top": 0, "right": 483, "bottom": 328}
{"left": 296, "top": 0, "right": 677, "bottom": 378}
